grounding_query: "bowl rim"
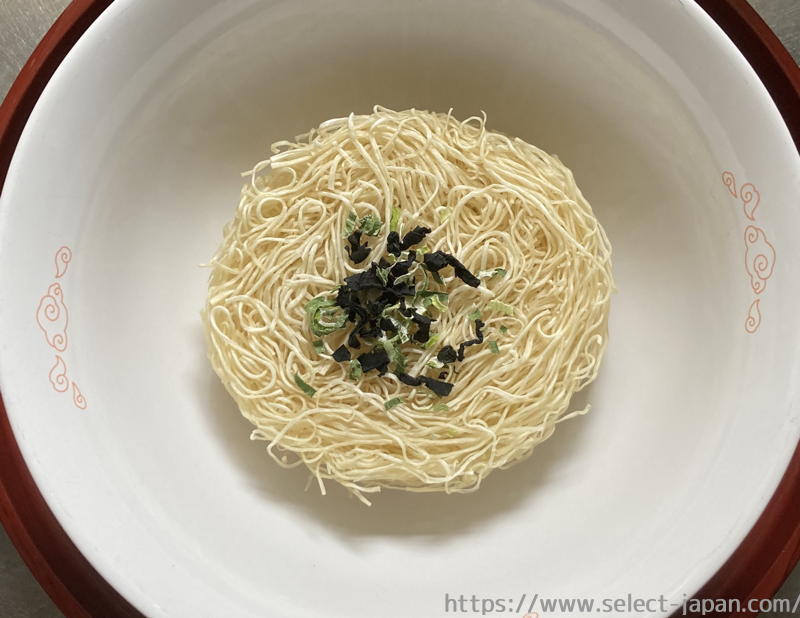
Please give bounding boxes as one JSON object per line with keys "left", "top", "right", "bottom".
{"left": 0, "top": 1, "right": 798, "bottom": 616}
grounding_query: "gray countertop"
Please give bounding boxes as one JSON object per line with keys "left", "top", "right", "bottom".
{"left": 1, "top": 1, "right": 799, "bottom": 616}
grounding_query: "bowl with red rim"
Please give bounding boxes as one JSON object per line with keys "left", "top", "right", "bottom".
{"left": 1, "top": 1, "right": 799, "bottom": 617}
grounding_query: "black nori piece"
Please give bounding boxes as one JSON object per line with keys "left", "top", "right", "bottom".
{"left": 344, "top": 265, "right": 384, "bottom": 291}
{"left": 418, "top": 376, "right": 454, "bottom": 397}
{"left": 396, "top": 372, "right": 452, "bottom": 397}
{"left": 386, "top": 231, "right": 402, "bottom": 255}
{"left": 423, "top": 250, "right": 450, "bottom": 272}
{"left": 421, "top": 250, "right": 480, "bottom": 287}
{"left": 332, "top": 345, "right": 351, "bottom": 362}
{"left": 436, "top": 345, "right": 458, "bottom": 364}
{"left": 400, "top": 226, "right": 431, "bottom": 250}
{"left": 389, "top": 253, "right": 416, "bottom": 278}
{"left": 345, "top": 230, "right": 371, "bottom": 264}
{"left": 457, "top": 319, "right": 485, "bottom": 361}
{"left": 347, "top": 328, "right": 361, "bottom": 349}
{"left": 347, "top": 245, "right": 371, "bottom": 264}
{"left": 358, "top": 348, "right": 390, "bottom": 374}
{"left": 409, "top": 312, "right": 433, "bottom": 343}
{"left": 396, "top": 372, "right": 423, "bottom": 387}
{"left": 447, "top": 255, "right": 481, "bottom": 287}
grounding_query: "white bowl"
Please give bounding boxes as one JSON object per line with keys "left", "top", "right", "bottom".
{"left": 1, "top": 0, "right": 799, "bottom": 616}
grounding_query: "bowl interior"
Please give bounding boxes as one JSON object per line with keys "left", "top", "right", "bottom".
{"left": 1, "top": 0, "right": 799, "bottom": 616}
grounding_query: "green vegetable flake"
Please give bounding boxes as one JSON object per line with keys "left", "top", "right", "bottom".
{"left": 349, "top": 359, "right": 363, "bottom": 381}
{"left": 488, "top": 341, "right": 500, "bottom": 354}
{"left": 294, "top": 374, "right": 317, "bottom": 397}
{"left": 305, "top": 295, "right": 332, "bottom": 316}
{"left": 376, "top": 267, "right": 390, "bottom": 286}
{"left": 479, "top": 267, "right": 508, "bottom": 279}
{"left": 419, "top": 267, "right": 430, "bottom": 293}
{"left": 431, "top": 294, "right": 448, "bottom": 313}
{"left": 359, "top": 214, "right": 383, "bottom": 236}
{"left": 344, "top": 211, "right": 358, "bottom": 236}
{"left": 468, "top": 309, "right": 482, "bottom": 321}
{"left": 431, "top": 403, "right": 450, "bottom": 412}
{"left": 390, "top": 207, "right": 402, "bottom": 232}
{"left": 381, "top": 307, "right": 411, "bottom": 343}
{"left": 312, "top": 340, "right": 325, "bottom": 355}
{"left": 415, "top": 291, "right": 448, "bottom": 313}
{"left": 486, "top": 300, "right": 515, "bottom": 316}
{"left": 382, "top": 338, "right": 407, "bottom": 372}
{"left": 385, "top": 397, "right": 404, "bottom": 410}
{"left": 394, "top": 271, "right": 414, "bottom": 286}
{"left": 500, "top": 325, "right": 508, "bottom": 334}
{"left": 305, "top": 295, "right": 346, "bottom": 336}
{"left": 380, "top": 303, "right": 400, "bottom": 317}
{"left": 395, "top": 322, "right": 411, "bottom": 344}
{"left": 423, "top": 334, "right": 440, "bottom": 350}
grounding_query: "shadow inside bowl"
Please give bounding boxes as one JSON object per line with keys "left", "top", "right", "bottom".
{"left": 188, "top": 326, "right": 592, "bottom": 542}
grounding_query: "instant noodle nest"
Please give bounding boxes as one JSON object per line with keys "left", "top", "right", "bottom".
{"left": 204, "top": 107, "right": 613, "bottom": 504}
